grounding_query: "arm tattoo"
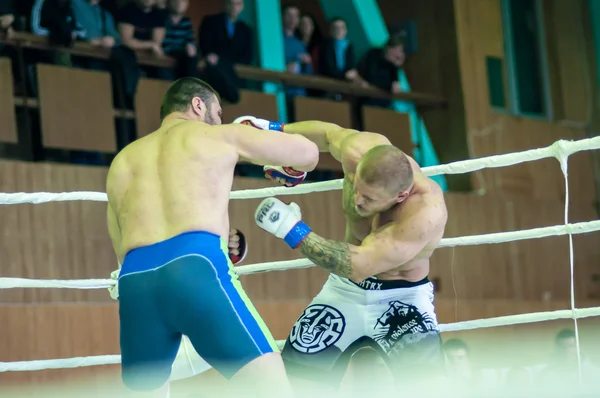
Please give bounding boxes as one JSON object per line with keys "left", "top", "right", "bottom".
{"left": 299, "top": 233, "right": 356, "bottom": 279}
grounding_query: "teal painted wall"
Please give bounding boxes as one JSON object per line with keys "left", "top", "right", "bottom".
{"left": 247, "top": 0, "right": 288, "bottom": 121}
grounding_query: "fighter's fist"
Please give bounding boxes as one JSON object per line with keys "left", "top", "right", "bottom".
{"left": 228, "top": 228, "right": 248, "bottom": 265}
{"left": 264, "top": 165, "right": 307, "bottom": 187}
{"left": 232, "top": 115, "right": 284, "bottom": 132}
{"left": 254, "top": 197, "right": 312, "bottom": 249}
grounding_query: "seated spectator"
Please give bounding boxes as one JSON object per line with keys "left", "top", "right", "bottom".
{"left": 199, "top": 0, "right": 252, "bottom": 67}
{"left": 159, "top": 0, "right": 197, "bottom": 80}
{"left": 443, "top": 338, "right": 484, "bottom": 392}
{"left": 282, "top": 4, "right": 312, "bottom": 120}
{"left": 118, "top": 0, "right": 166, "bottom": 62}
{"left": 72, "top": 0, "right": 119, "bottom": 53}
{"left": 69, "top": 0, "right": 141, "bottom": 111}
{"left": 318, "top": 17, "right": 367, "bottom": 87}
{"left": 31, "top": 0, "right": 86, "bottom": 47}
{"left": 358, "top": 34, "right": 406, "bottom": 108}
{"left": 536, "top": 329, "right": 599, "bottom": 392}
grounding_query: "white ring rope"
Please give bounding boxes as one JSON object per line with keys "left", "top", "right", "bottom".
{"left": 1, "top": 219, "right": 598, "bottom": 290}
{"left": 1, "top": 136, "right": 599, "bottom": 376}
{"left": 0, "top": 136, "right": 598, "bottom": 204}
{"left": 2, "top": 306, "right": 599, "bottom": 372}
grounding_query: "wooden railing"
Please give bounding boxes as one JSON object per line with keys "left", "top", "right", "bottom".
{"left": 1, "top": 31, "right": 447, "bottom": 109}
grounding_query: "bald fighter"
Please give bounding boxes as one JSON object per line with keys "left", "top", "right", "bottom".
{"left": 106, "top": 78, "right": 318, "bottom": 397}
{"left": 236, "top": 117, "right": 448, "bottom": 391}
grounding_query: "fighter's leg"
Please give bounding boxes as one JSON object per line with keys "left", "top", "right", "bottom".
{"left": 118, "top": 271, "right": 182, "bottom": 396}
{"left": 281, "top": 297, "right": 365, "bottom": 395}
{"left": 158, "top": 254, "right": 293, "bottom": 398}
{"left": 367, "top": 291, "right": 447, "bottom": 394}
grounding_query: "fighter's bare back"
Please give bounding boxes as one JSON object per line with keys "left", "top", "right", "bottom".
{"left": 106, "top": 119, "right": 239, "bottom": 261}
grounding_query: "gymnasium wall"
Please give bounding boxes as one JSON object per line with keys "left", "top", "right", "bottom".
{"left": 1, "top": 159, "right": 599, "bottom": 386}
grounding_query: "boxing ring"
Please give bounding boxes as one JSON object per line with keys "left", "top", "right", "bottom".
{"left": 1, "top": 136, "right": 600, "bottom": 383}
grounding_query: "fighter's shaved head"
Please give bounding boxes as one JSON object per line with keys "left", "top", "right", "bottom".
{"left": 357, "top": 145, "right": 413, "bottom": 194}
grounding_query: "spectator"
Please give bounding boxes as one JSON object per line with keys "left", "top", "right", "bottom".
{"left": 318, "top": 17, "right": 366, "bottom": 87}
{"left": 199, "top": 0, "right": 253, "bottom": 67}
{"left": 282, "top": 4, "right": 312, "bottom": 120}
{"left": 31, "top": 0, "right": 86, "bottom": 46}
{"left": 0, "top": 0, "right": 15, "bottom": 39}
{"left": 443, "top": 338, "right": 484, "bottom": 392}
{"left": 159, "top": 0, "right": 197, "bottom": 80}
{"left": 118, "top": 0, "right": 166, "bottom": 61}
{"left": 358, "top": 34, "right": 406, "bottom": 108}
{"left": 537, "top": 329, "right": 599, "bottom": 391}
{"left": 72, "top": 0, "right": 119, "bottom": 52}
{"left": 296, "top": 13, "right": 321, "bottom": 72}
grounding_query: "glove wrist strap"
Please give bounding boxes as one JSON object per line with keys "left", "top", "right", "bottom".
{"left": 269, "top": 122, "right": 284, "bottom": 132}
{"left": 284, "top": 221, "right": 312, "bottom": 249}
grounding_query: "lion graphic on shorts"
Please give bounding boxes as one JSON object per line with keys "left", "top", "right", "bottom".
{"left": 373, "top": 300, "right": 436, "bottom": 352}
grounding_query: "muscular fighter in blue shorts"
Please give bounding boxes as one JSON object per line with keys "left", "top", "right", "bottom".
{"left": 105, "top": 79, "right": 319, "bottom": 397}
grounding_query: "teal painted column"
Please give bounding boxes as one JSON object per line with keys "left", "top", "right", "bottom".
{"left": 319, "top": 0, "right": 447, "bottom": 190}
{"left": 590, "top": 0, "right": 600, "bottom": 92}
{"left": 247, "top": 0, "right": 288, "bottom": 122}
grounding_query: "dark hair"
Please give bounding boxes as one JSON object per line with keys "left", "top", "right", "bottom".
{"left": 443, "top": 338, "right": 469, "bottom": 352}
{"left": 160, "top": 77, "right": 219, "bottom": 121}
{"left": 282, "top": 4, "right": 299, "bottom": 14}
{"left": 555, "top": 329, "right": 576, "bottom": 342}
{"left": 328, "top": 16, "right": 347, "bottom": 26}
{"left": 386, "top": 34, "right": 406, "bottom": 48}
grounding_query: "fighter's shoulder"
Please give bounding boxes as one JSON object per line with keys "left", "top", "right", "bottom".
{"left": 396, "top": 191, "right": 447, "bottom": 228}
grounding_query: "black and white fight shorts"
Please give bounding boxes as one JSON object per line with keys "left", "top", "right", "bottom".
{"left": 281, "top": 274, "right": 445, "bottom": 385}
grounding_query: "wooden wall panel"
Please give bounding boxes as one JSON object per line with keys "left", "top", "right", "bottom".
{"left": 362, "top": 106, "right": 413, "bottom": 157}
{"left": 135, "top": 78, "right": 171, "bottom": 138}
{"left": 37, "top": 64, "right": 116, "bottom": 152}
{"left": 0, "top": 57, "right": 18, "bottom": 143}
{"left": 453, "top": 0, "right": 597, "bottom": 199}
{"left": 294, "top": 96, "right": 352, "bottom": 171}
{"left": 0, "top": 161, "right": 112, "bottom": 303}
{"left": 0, "top": 161, "right": 597, "bottom": 305}
{"left": 222, "top": 90, "right": 279, "bottom": 124}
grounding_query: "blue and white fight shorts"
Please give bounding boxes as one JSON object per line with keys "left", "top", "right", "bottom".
{"left": 117, "top": 231, "right": 278, "bottom": 391}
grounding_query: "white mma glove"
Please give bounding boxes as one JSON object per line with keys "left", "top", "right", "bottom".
{"left": 254, "top": 197, "right": 312, "bottom": 249}
{"left": 232, "top": 115, "right": 284, "bottom": 131}
{"left": 232, "top": 116, "right": 307, "bottom": 187}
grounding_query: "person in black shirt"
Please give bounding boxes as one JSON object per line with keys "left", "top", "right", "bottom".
{"left": 358, "top": 35, "right": 406, "bottom": 108}
{"left": 158, "top": 0, "right": 197, "bottom": 81}
{"left": 118, "top": 0, "right": 166, "bottom": 58}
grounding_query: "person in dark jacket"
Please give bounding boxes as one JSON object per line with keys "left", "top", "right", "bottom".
{"left": 198, "top": 0, "right": 253, "bottom": 66}
{"left": 319, "top": 17, "right": 366, "bottom": 86}
{"left": 358, "top": 34, "right": 406, "bottom": 108}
